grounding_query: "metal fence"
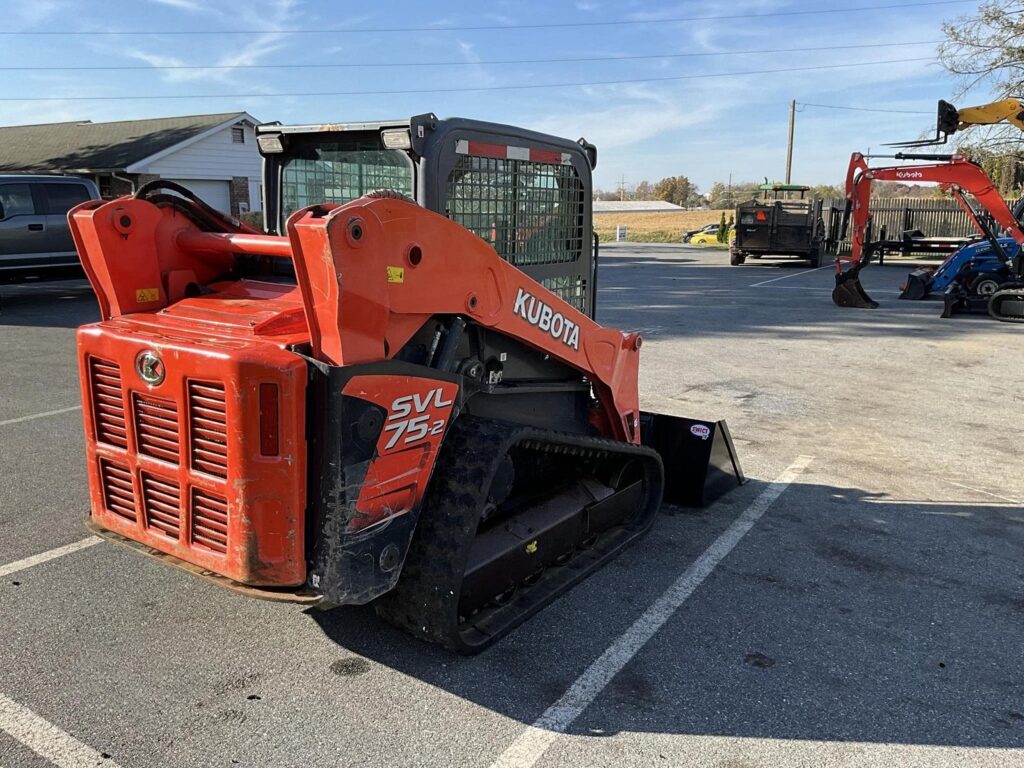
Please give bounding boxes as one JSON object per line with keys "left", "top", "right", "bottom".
{"left": 822, "top": 196, "right": 1022, "bottom": 254}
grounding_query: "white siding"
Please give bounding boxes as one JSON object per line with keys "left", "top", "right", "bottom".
{"left": 139, "top": 122, "right": 262, "bottom": 185}
{"left": 247, "top": 180, "right": 262, "bottom": 213}
{"left": 165, "top": 179, "right": 231, "bottom": 212}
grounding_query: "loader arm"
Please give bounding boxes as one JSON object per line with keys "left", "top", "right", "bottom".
{"left": 955, "top": 98, "right": 1024, "bottom": 132}
{"left": 175, "top": 197, "right": 644, "bottom": 444}
{"left": 833, "top": 152, "right": 1024, "bottom": 308}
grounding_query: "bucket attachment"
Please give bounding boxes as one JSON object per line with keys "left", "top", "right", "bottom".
{"left": 640, "top": 412, "right": 744, "bottom": 507}
{"left": 832, "top": 270, "right": 879, "bottom": 308}
{"left": 899, "top": 268, "right": 933, "bottom": 300}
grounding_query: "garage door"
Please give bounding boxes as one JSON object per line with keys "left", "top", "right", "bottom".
{"left": 166, "top": 179, "right": 231, "bottom": 213}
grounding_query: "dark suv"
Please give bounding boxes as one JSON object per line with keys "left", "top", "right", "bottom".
{"left": 0, "top": 175, "right": 99, "bottom": 282}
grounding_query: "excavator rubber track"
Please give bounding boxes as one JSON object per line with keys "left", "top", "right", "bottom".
{"left": 375, "top": 415, "right": 664, "bottom": 653}
{"left": 989, "top": 285, "right": 1024, "bottom": 323}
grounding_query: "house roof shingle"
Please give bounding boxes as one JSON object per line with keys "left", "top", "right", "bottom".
{"left": 0, "top": 112, "right": 248, "bottom": 173}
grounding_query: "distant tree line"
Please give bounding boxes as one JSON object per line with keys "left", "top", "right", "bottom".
{"left": 596, "top": 173, "right": 1018, "bottom": 208}
{"left": 595, "top": 175, "right": 704, "bottom": 207}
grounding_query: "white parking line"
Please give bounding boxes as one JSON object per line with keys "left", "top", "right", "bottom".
{"left": 0, "top": 538, "right": 101, "bottom": 579}
{"left": 489, "top": 455, "right": 814, "bottom": 768}
{"left": 0, "top": 406, "right": 81, "bottom": 428}
{"left": 946, "top": 481, "right": 1021, "bottom": 506}
{"left": 749, "top": 265, "right": 830, "bottom": 287}
{"left": 0, "top": 693, "right": 123, "bottom": 768}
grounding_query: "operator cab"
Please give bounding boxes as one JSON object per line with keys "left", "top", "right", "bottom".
{"left": 256, "top": 114, "right": 600, "bottom": 317}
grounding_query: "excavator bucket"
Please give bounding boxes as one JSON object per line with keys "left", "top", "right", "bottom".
{"left": 640, "top": 412, "right": 744, "bottom": 507}
{"left": 832, "top": 270, "right": 879, "bottom": 308}
{"left": 899, "top": 267, "right": 934, "bottom": 300}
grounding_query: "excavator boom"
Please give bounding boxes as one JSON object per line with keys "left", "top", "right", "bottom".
{"left": 833, "top": 152, "right": 1024, "bottom": 309}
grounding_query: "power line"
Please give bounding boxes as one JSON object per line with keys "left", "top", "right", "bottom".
{"left": 0, "top": 57, "right": 937, "bottom": 102}
{"left": 798, "top": 102, "right": 934, "bottom": 114}
{"left": 0, "top": 1, "right": 973, "bottom": 35}
{"left": 0, "top": 40, "right": 944, "bottom": 71}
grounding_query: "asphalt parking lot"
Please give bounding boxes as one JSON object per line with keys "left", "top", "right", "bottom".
{"left": 1, "top": 245, "right": 1023, "bottom": 768}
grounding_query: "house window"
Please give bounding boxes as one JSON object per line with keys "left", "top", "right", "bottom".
{"left": 231, "top": 126, "right": 245, "bottom": 144}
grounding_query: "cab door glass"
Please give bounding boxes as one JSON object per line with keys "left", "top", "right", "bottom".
{"left": 0, "top": 184, "right": 36, "bottom": 218}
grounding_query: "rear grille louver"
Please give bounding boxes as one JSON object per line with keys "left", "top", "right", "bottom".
{"left": 191, "top": 488, "right": 228, "bottom": 553}
{"left": 89, "top": 358, "right": 127, "bottom": 448}
{"left": 100, "top": 459, "right": 136, "bottom": 521}
{"left": 89, "top": 368, "right": 231, "bottom": 555}
{"left": 133, "top": 394, "right": 180, "bottom": 464}
{"left": 141, "top": 472, "right": 181, "bottom": 539}
{"left": 188, "top": 382, "right": 228, "bottom": 479}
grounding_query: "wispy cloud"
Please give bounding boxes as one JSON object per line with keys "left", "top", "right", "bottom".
{"left": 10, "top": 0, "right": 65, "bottom": 29}
{"left": 146, "top": 0, "right": 209, "bottom": 12}
{"left": 454, "top": 39, "right": 498, "bottom": 87}
{"left": 119, "top": 0, "right": 299, "bottom": 86}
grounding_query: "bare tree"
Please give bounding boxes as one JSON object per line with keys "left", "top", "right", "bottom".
{"left": 938, "top": 0, "right": 1024, "bottom": 152}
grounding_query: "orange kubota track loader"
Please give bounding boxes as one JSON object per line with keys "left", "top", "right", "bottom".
{"left": 70, "top": 117, "right": 743, "bottom": 652}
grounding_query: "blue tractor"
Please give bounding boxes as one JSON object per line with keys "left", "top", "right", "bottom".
{"left": 899, "top": 237, "right": 1018, "bottom": 300}
{"left": 898, "top": 196, "right": 1024, "bottom": 319}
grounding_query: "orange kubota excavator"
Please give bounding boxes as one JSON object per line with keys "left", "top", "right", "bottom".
{"left": 833, "top": 151, "right": 1024, "bottom": 321}
{"left": 70, "top": 116, "right": 743, "bottom": 653}
{"left": 832, "top": 100, "right": 1024, "bottom": 322}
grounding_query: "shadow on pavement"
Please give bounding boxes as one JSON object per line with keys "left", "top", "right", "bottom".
{"left": 310, "top": 476, "right": 1024, "bottom": 748}
{"left": 0, "top": 279, "right": 97, "bottom": 329}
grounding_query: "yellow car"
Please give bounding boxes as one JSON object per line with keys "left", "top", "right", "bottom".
{"left": 690, "top": 227, "right": 735, "bottom": 245}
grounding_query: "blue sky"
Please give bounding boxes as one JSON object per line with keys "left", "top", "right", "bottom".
{"left": 1, "top": 0, "right": 985, "bottom": 192}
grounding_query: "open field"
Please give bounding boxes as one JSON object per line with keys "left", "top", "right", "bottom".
{"left": 594, "top": 209, "right": 729, "bottom": 243}
{"left": 1, "top": 249, "right": 1022, "bottom": 768}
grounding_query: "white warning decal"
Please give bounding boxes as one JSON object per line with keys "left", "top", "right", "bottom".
{"left": 513, "top": 287, "right": 580, "bottom": 351}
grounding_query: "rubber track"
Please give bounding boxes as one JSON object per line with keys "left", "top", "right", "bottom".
{"left": 375, "top": 416, "right": 515, "bottom": 649}
{"left": 990, "top": 287, "right": 1024, "bottom": 323}
{"left": 374, "top": 415, "right": 662, "bottom": 652}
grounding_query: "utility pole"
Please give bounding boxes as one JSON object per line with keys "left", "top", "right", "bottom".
{"left": 727, "top": 172, "right": 732, "bottom": 207}
{"left": 619, "top": 174, "right": 627, "bottom": 201}
{"left": 785, "top": 98, "right": 796, "bottom": 184}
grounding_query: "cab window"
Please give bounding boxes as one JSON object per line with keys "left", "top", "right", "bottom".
{"left": 281, "top": 139, "right": 413, "bottom": 216}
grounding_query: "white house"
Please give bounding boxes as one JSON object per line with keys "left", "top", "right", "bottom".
{"left": 0, "top": 112, "right": 262, "bottom": 215}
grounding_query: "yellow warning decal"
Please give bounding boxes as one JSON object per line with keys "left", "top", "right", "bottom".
{"left": 135, "top": 288, "right": 160, "bottom": 303}
{"left": 525, "top": 540, "right": 538, "bottom": 554}
{"left": 386, "top": 266, "right": 405, "bottom": 283}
